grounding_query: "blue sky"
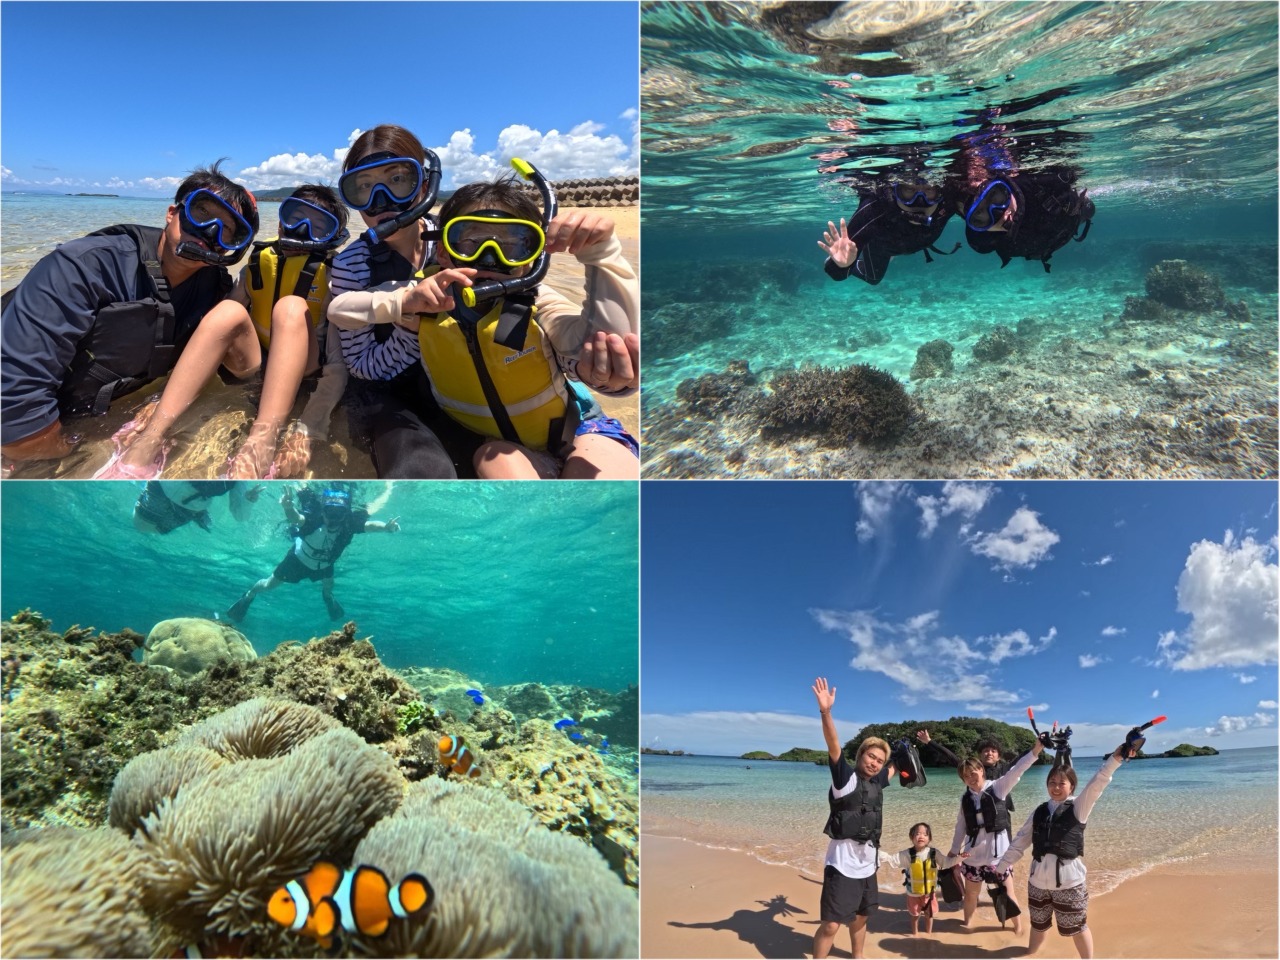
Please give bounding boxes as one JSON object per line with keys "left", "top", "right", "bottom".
{"left": 1, "top": 2, "right": 638, "bottom": 196}
{"left": 642, "top": 481, "right": 1279, "bottom": 757}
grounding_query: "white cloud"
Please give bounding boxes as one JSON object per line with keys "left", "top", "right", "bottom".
{"left": 1157, "top": 532, "right": 1279, "bottom": 671}
{"left": 1233, "top": 673, "right": 1258, "bottom": 684}
{"left": 641, "top": 710, "right": 845, "bottom": 756}
{"left": 1259, "top": 700, "right": 1279, "bottom": 709}
{"left": 915, "top": 481, "right": 995, "bottom": 537}
{"left": 1204, "top": 712, "right": 1276, "bottom": 737}
{"left": 1085, "top": 555, "right": 1114, "bottom": 566}
{"left": 984, "top": 626, "right": 1057, "bottom": 664}
{"left": 1079, "top": 654, "right": 1106, "bottom": 668}
{"left": 855, "top": 482, "right": 907, "bottom": 542}
{"left": 811, "top": 608, "right": 1023, "bottom": 709}
{"left": 236, "top": 150, "right": 345, "bottom": 190}
{"left": 140, "top": 176, "right": 181, "bottom": 194}
{"left": 1100, "top": 625, "right": 1126, "bottom": 637}
{"left": 968, "top": 507, "right": 1061, "bottom": 570}
{"left": 1152, "top": 689, "right": 1160, "bottom": 698}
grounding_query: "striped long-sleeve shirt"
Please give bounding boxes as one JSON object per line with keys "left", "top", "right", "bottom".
{"left": 327, "top": 234, "right": 424, "bottom": 381}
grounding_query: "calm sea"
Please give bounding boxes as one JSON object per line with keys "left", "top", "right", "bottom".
{"left": 642, "top": 748, "right": 1278, "bottom": 896}
{"left": 640, "top": 1, "right": 1278, "bottom": 478}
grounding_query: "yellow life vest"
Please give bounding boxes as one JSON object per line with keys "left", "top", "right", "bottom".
{"left": 416, "top": 274, "right": 575, "bottom": 454}
{"left": 245, "top": 241, "right": 330, "bottom": 349}
{"left": 906, "top": 850, "right": 939, "bottom": 896}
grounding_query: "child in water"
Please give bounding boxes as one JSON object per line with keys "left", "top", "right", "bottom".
{"left": 330, "top": 162, "right": 640, "bottom": 479}
{"left": 95, "top": 184, "right": 350, "bottom": 479}
{"left": 897, "top": 823, "right": 957, "bottom": 936}
{"left": 991, "top": 740, "right": 1136, "bottom": 958}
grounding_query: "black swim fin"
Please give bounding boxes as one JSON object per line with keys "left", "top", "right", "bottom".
{"left": 325, "top": 594, "right": 344, "bottom": 620}
{"left": 894, "top": 739, "right": 928, "bottom": 788}
{"left": 225, "top": 593, "right": 254, "bottom": 624}
{"left": 988, "top": 883, "right": 1022, "bottom": 926}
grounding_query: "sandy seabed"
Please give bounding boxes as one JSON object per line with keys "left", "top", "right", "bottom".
{"left": 641, "top": 835, "right": 1278, "bottom": 959}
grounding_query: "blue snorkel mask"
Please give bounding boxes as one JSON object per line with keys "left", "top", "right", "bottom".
{"left": 338, "top": 150, "right": 442, "bottom": 245}
{"left": 966, "top": 180, "right": 1013, "bottom": 232}
{"left": 278, "top": 196, "right": 349, "bottom": 254}
{"left": 892, "top": 181, "right": 943, "bottom": 226}
{"left": 176, "top": 188, "right": 258, "bottom": 265}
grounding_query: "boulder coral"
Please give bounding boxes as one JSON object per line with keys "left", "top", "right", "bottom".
{"left": 142, "top": 617, "right": 257, "bottom": 678}
{"left": 1143, "top": 259, "right": 1226, "bottom": 311}
{"left": 2, "top": 827, "right": 151, "bottom": 958}
{"left": 348, "top": 777, "right": 639, "bottom": 958}
{"left": 760, "top": 364, "right": 912, "bottom": 445}
{"left": 910, "top": 339, "right": 955, "bottom": 380}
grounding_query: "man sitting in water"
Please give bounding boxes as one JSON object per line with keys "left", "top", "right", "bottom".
{"left": 0, "top": 162, "right": 256, "bottom": 465}
{"left": 222, "top": 485, "right": 398, "bottom": 624}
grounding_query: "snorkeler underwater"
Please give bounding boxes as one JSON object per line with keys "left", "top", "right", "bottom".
{"left": 640, "top": 1, "right": 1278, "bottom": 479}
{"left": 0, "top": 479, "right": 640, "bottom": 957}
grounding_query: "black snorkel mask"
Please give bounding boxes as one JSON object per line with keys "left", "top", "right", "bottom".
{"left": 1027, "top": 707, "right": 1074, "bottom": 770}
{"left": 458, "top": 158, "right": 558, "bottom": 309}
{"left": 175, "top": 188, "right": 258, "bottom": 266}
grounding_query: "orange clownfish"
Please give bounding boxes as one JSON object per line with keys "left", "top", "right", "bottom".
{"left": 267, "top": 861, "right": 433, "bottom": 948}
{"left": 438, "top": 734, "right": 482, "bottom": 778}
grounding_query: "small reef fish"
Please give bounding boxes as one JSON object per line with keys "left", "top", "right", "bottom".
{"left": 267, "top": 861, "right": 433, "bottom": 948}
{"left": 438, "top": 734, "right": 482, "bottom": 778}
{"left": 570, "top": 732, "right": 585, "bottom": 741}
{"left": 554, "top": 718, "right": 576, "bottom": 729}
{"left": 465, "top": 688, "right": 485, "bottom": 705}
{"left": 600, "top": 739, "right": 610, "bottom": 754}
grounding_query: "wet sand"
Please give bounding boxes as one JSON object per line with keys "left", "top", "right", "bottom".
{"left": 641, "top": 835, "right": 1278, "bottom": 959}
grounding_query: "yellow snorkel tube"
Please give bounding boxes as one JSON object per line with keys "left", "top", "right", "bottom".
{"left": 459, "top": 157, "right": 558, "bottom": 308}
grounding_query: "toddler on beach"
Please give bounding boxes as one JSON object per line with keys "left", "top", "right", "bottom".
{"left": 896, "top": 822, "right": 957, "bottom": 936}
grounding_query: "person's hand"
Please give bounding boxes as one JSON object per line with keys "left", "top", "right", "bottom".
{"left": 545, "top": 212, "right": 614, "bottom": 255}
{"left": 817, "top": 218, "right": 857, "bottom": 268}
{"left": 1, "top": 420, "right": 81, "bottom": 464}
{"left": 955, "top": 850, "right": 972, "bottom": 861}
{"left": 243, "top": 484, "right": 265, "bottom": 503}
{"left": 1114, "top": 743, "right": 1136, "bottom": 761}
{"left": 812, "top": 677, "right": 836, "bottom": 713}
{"left": 578, "top": 331, "right": 638, "bottom": 391}
{"left": 1031, "top": 737, "right": 1045, "bottom": 757}
{"left": 403, "top": 269, "right": 478, "bottom": 315}
{"left": 916, "top": 729, "right": 931, "bottom": 745}
{"left": 386, "top": 516, "right": 401, "bottom": 533}
{"left": 279, "top": 489, "right": 293, "bottom": 508}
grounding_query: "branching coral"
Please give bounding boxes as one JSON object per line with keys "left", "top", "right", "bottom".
{"left": 2, "top": 827, "right": 151, "bottom": 958}
{"left": 348, "top": 777, "right": 639, "bottom": 958}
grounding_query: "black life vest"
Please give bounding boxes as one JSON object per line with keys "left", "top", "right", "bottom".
{"left": 53, "top": 225, "right": 230, "bottom": 416}
{"left": 364, "top": 220, "right": 436, "bottom": 346}
{"left": 986, "top": 759, "right": 1014, "bottom": 813}
{"left": 961, "top": 786, "right": 1010, "bottom": 843}
{"left": 1031, "top": 799, "right": 1085, "bottom": 861}
{"left": 824, "top": 771, "right": 883, "bottom": 846}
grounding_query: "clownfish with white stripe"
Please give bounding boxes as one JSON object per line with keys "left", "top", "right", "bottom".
{"left": 267, "top": 861, "right": 433, "bottom": 948}
{"left": 438, "top": 734, "right": 482, "bottom": 778}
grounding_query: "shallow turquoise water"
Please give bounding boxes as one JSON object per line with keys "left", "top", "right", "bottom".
{"left": 640, "top": 2, "right": 1279, "bottom": 478}
{"left": 0, "top": 480, "right": 638, "bottom": 691}
{"left": 642, "top": 747, "right": 1278, "bottom": 895}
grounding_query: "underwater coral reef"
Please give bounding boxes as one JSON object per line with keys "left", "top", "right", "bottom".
{"left": 1, "top": 610, "right": 638, "bottom": 958}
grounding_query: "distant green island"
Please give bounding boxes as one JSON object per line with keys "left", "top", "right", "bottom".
{"left": 739, "top": 717, "right": 1220, "bottom": 764}
{"left": 67, "top": 193, "right": 119, "bottom": 198}
{"left": 640, "top": 747, "right": 693, "bottom": 756}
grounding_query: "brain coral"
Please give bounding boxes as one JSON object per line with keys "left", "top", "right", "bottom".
{"left": 348, "top": 777, "right": 639, "bottom": 958}
{"left": 2, "top": 827, "right": 151, "bottom": 958}
{"left": 132, "top": 704, "right": 403, "bottom": 940}
{"left": 142, "top": 617, "right": 257, "bottom": 678}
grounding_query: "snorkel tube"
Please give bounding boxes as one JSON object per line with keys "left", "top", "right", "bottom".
{"left": 1028, "top": 707, "right": 1074, "bottom": 770}
{"left": 460, "top": 157, "right": 558, "bottom": 308}
{"left": 362, "top": 148, "right": 443, "bottom": 247}
{"left": 1119, "top": 714, "right": 1166, "bottom": 760}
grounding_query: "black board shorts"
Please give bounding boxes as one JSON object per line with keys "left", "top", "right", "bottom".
{"left": 820, "top": 866, "right": 879, "bottom": 923}
{"left": 273, "top": 550, "right": 334, "bottom": 583}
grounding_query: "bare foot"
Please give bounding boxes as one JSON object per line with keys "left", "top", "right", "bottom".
{"left": 269, "top": 422, "right": 312, "bottom": 479}
{"left": 223, "top": 422, "right": 282, "bottom": 480}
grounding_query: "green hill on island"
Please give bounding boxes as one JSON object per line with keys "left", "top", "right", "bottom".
{"left": 741, "top": 717, "right": 1042, "bottom": 765}
{"left": 1113, "top": 742, "right": 1219, "bottom": 760}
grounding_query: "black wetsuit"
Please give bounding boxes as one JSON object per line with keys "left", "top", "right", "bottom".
{"left": 964, "top": 171, "right": 1092, "bottom": 272}
{"left": 824, "top": 187, "right": 956, "bottom": 286}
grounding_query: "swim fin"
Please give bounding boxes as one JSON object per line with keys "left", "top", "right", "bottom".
{"left": 894, "top": 739, "right": 928, "bottom": 788}
{"left": 325, "top": 594, "right": 344, "bottom": 620}
{"left": 987, "top": 883, "right": 1022, "bottom": 926}
{"left": 225, "top": 593, "right": 254, "bottom": 624}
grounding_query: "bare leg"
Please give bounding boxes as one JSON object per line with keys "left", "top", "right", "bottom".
{"left": 321, "top": 576, "right": 343, "bottom": 620}
{"left": 561, "top": 432, "right": 639, "bottom": 479}
{"left": 909, "top": 913, "right": 919, "bottom": 936}
{"left": 847, "top": 916, "right": 868, "bottom": 959}
{"left": 227, "top": 297, "right": 315, "bottom": 478}
{"left": 474, "top": 440, "right": 558, "bottom": 479}
{"left": 961, "top": 878, "right": 981, "bottom": 927}
{"left": 118, "top": 300, "right": 261, "bottom": 470}
{"left": 1004, "top": 874, "right": 1024, "bottom": 935}
{"left": 812, "top": 919, "right": 841, "bottom": 958}
{"left": 1071, "top": 926, "right": 1093, "bottom": 959}
{"left": 1025, "top": 926, "right": 1048, "bottom": 956}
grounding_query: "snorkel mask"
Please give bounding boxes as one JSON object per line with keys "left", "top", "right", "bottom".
{"left": 456, "top": 158, "right": 558, "bottom": 309}
{"left": 966, "top": 179, "right": 1014, "bottom": 232}
{"left": 176, "top": 188, "right": 258, "bottom": 266}
{"left": 338, "top": 150, "right": 443, "bottom": 246}
{"left": 1027, "top": 707, "right": 1073, "bottom": 770}
{"left": 892, "top": 180, "right": 943, "bottom": 225}
{"left": 277, "top": 196, "right": 350, "bottom": 255}
{"left": 320, "top": 488, "right": 351, "bottom": 523}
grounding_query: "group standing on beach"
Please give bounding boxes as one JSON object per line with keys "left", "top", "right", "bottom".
{"left": 811, "top": 677, "right": 1137, "bottom": 960}
{"left": 0, "top": 123, "right": 641, "bottom": 480}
